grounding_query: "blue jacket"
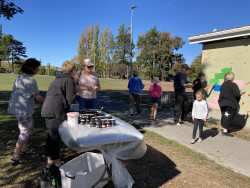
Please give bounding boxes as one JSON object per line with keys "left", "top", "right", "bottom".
{"left": 174, "top": 72, "right": 187, "bottom": 94}
{"left": 128, "top": 77, "right": 144, "bottom": 94}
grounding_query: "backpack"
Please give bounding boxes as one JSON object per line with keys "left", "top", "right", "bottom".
{"left": 37, "top": 165, "right": 61, "bottom": 188}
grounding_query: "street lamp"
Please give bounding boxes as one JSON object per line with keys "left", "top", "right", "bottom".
{"left": 129, "top": 5, "right": 137, "bottom": 79}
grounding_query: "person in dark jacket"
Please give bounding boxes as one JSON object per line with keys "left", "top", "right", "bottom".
{"left": 192, "top": 72, "right": 215, "bottom": 100}
{"left": 218, "top": 72, "right": 245, "bottom": 137}
{"left": 41, "top": 61, "right": 76, "bottom": 168}
{"left": 173, "top": 64, "right": 193, "bottom": 126}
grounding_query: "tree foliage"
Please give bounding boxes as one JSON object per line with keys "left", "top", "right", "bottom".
{"left": 0, "top": 0, "right": 23, "bottom": 20}
{"left": 0, "top": 33, "right": 27, "bottom": 72}
{"left": 113, "top": 24, "right": 133, "bottom": 65}
{"left": 76, "top": 24, "right": 186, "bottom": 80}
{"left": 136, "top": 26, "right": 185, "bottom": 80}
{"left": 188, "top": 54, "right": 202, "bottom": 81}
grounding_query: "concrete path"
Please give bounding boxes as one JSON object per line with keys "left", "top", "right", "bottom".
{"left": 97, "top": 93, "right": 250, "bottom": 177}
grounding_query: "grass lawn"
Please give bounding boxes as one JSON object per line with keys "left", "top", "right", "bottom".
{"left": 0, "top": 97, "right": 250, "bottom": 187}
{"left": 0, "top": 73, "right": 193, "bottom": 93}
{"left": 1, "top": 73, "right": 250, "bottom": 187}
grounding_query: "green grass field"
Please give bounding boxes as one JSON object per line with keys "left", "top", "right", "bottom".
{"left": 0, "top": 73, "right": 181, "bottom": 93}
{"left": 0, "top": 73, "right": 131, "bottom": 92}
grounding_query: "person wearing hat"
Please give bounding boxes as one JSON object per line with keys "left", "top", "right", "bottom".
{"left": 128, "top": 70, "right": 145, "bottom": 117}
{"left": 74, "top": 59, "right": 101, "bottom": 110}
{"left": 173, "top": 64, "right": 193, "bottom": 126}
{"left": 149, "top": 77, "right": 162, "bottom": 121}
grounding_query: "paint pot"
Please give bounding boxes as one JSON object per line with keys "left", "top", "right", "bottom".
{"left": 67, "top": 112, "right": 79, "bottom": 127}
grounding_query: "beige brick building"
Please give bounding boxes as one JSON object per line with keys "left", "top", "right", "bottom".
{"left": 189, "top": 25, "right": 250, "bottom": 128}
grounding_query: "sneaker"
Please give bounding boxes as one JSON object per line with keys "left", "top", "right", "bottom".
{"left": 222, "top": 132, "right": 234, "bottom": 137}
{"left": 198, "top": 139, "right": 203, "bottom": 143}
{"left": 180, "top": 120, "right": 191, "bottom": 126}
{"left": 175, "top": 122, "right": 182, "bottom": 126}
{"left": 190, "top": 140, "right": 196, "bottom": 144}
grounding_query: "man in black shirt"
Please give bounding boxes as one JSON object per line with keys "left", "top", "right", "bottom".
{"left": 174, "top": 64, "right": 193, "bottom": 126}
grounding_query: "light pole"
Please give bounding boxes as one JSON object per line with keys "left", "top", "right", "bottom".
{"left": 129, "top": 5, "right": 137, "bottom": 79}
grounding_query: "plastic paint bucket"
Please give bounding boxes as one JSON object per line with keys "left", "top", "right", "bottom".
{"left": 67, "top": 112, "right": 79, "bottom": 127}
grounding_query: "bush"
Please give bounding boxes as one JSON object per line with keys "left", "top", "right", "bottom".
{"left": 14, "top": 67, "right": 21, "bottom": 74}
{"left": 38, "top": 67, "right": 46, "bottom": 75}
{"left": 0, "top": 67, "right": 6, "bottom": 73}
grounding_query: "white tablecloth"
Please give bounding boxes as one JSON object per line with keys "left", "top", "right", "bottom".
{"left": 59, "top": 112, "right": 147, "bottom": 187}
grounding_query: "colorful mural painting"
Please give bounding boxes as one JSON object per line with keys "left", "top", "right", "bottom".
{"left": 189, "top": 26, "right": 250, "bottom": 128}
{"left": 207, "top": 66, "right": 246, "bottom": 110}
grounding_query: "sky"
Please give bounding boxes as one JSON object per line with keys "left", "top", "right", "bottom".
{"left": 1, "top": 0, "right": 250, "bottom": 68}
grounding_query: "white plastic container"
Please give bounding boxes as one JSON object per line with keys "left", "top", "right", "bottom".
{"left": 67, "top": 112, "right": 79, "bottom": 127}
{"left": 59, "top": 152, "right": 108, "bottom": 188}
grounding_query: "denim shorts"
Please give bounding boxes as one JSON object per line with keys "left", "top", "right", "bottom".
{"left": 15, "top": 114, "right": 33, "bottom": 141}
{"left": 76, "top": 95, "right": 97, "bottom": 110}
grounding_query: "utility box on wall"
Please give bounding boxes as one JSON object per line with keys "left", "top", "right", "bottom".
{"left": 189, "top": 25, "right": 250, "bottom": 128}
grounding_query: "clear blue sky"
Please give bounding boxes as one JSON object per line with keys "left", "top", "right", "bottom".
{"left": 1, "top": 0, "right": 250, "bottom": 67}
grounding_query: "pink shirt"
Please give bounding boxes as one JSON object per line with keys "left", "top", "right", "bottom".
{"left": 76, "top": 71, "right": 98, "bottom": 99}
{"left": 149, "top": 84, "right": 162, "bottom": 98}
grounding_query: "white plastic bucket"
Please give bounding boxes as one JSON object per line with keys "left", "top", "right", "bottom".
{"left": 67, "top": 112, "right": 79, "bottom": 127}
{"left": 59, "top": 152, "right": 108, "bottom": 188}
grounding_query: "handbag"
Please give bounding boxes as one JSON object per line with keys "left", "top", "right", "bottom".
{"left": 37, "top": 165, "right": 61, "bottom": 188}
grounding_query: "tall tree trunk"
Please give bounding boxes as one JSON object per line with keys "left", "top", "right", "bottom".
{"left": 12, "top": 57, "right": 14, "bottom": 73}
{"left": 161, "top": 68, "right": 164, "bottom": 81}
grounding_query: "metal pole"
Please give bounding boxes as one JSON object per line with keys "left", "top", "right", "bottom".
{"left": 129, "top": 9, "right": 133, "bottom": 79}
{"left": 129, "top": 5, "right": 136, "bottom": 79}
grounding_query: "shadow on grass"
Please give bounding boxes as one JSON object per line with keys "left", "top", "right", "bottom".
{"left": 0, "top": 99, "right": 84, "bottom": 187}
{"left": 123, "top": 145, "right": 181, "bottom": 187}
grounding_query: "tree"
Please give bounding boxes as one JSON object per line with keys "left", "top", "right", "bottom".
{"left": 10, "top": 38, "right": 27, "bottom": 72}
{"left": 0, "top": 0, "right": 23, "bottom": 20}
{"left": 188, "top": 54, "right": 202, "bottom": 81}
{"left": 77, "top": 30, "right": 86, "bottom": 64}
{"left": 157, "top": 31, "right": 185, "bottom": 80}
{"left": 113, "top": 24, "right": 133, "bottom": 65}
{"left": 92, "top": 22, "right": 100, "bottom": 70}
{"left": 110, "top": 63, "right": 127, "bottom": 79}
{"left": 108, "top": 29, "right": 116, "bottom": 63}
{"left": 136, "top": 26, "right": 161, "bottom": 79}
{"left": 0, "top": 34, "right": 26, "bottom": 72}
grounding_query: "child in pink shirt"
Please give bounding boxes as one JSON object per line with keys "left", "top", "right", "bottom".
{"left": 149, "top": 77, "right": 162, "bottom": 120}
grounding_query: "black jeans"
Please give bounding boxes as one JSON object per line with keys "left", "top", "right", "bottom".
{"left": 174, "top": 94, "right": 189, "bottom": 123}
{"left": 45, "top": 116, "right": 65, "bottom": 160}
{"left": 129, "top": 93, "right": 142, "bottom": 114}
{"left": 193, "top": 118, "right": 204, "bottom": 139}
{"left": 220, "top": 106, "right": 236, "bottom": 129}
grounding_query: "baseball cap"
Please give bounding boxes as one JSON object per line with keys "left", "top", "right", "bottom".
{"left": 83, "top": 59, "right": 94, "bottom": 66}
{"left": 181, "top": 64, "right": 190, "bottom": 70}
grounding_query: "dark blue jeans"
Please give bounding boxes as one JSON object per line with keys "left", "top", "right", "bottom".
{"left": 76, "top": 95, "right": 97, "bottom": 110}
